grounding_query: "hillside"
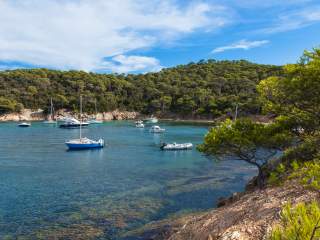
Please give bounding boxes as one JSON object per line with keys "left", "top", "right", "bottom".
{"left": 0, "top": 60, "right": 282, "bottom": 118}
{"left": 129, "top": 180, "right": 318, "bottom": 240}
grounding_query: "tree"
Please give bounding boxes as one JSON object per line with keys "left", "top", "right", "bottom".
{"left": 198, "top": 118, "right": 292, "bottom": 188}
{"left": 257, "top": 48, "right": 320, "bottom": 135}
{"left": 0, "top": 97, "right": 17, "bottom": 113}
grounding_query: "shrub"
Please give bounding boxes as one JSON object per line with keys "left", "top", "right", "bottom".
{"left": 269, "top": 201, "right": 320, "bottom": 240}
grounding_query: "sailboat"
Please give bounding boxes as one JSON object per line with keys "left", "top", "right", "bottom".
{"left": 88, "top": 99, "right": 103, "bottom": 124}
{"left": 65, "top": 96, "right": 104, "bottom": 150}
{"left": 43, "top": 98, "right": 57, "bottom": 124}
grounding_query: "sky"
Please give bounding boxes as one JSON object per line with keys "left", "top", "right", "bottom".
{"left": 0, "top": 0, "right": 320, "bottom": 73}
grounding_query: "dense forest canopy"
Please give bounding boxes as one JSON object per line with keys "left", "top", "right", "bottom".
{"left": 0, "top": 59, "right": 282, "bottom": 117}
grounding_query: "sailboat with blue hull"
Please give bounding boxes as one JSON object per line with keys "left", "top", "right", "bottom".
{"left": 65, "top": 96, "right": 104, "bottom": 150}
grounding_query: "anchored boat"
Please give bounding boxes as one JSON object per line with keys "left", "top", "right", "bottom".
{"left": 66, "top": 137, "right": 104, "bottom": 149}
{"left": 135, "top": 120, "right": 144, "bottom": 128}
{"left": 65, "top": 96, "right": 104, "bottom": 150}
{"left": 18, "top": 122, "right": 31, "bottom": 127}
{"left": 150, "top": 125, "right": 165, "bottom": 133}
{"left": 59, "top": 117, "right": 89, "bottom": 128}
{"left": 160, "top": 142, "right": 193, "bottom": 150}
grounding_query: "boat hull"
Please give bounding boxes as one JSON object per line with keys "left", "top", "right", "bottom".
{"left": 66, "top": 143, "right": 104, "bottom": 149}
{"left": 18, "top": 124, "right": 31, "bottom": 127}
{"left": 59, "top": 123, "right": 89, "bottom": 128}
{"left": 160, "top": 143, "right": 193, "bottom": 150}
{"left": 66, "top": 138, "right": 104, "bottom": 150}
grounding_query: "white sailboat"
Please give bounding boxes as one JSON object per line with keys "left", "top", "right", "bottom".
{"left": 43, "top": 98, "right": 57, "bottom": 124}
{"left": 65, "top": 96, "right": 104, "bottom": 150}
{"left": 88, "top": 99, "right": 103, "bottom": 124}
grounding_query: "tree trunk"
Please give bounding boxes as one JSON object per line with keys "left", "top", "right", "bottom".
{"left": 257, "top": 166, "right": 265, "bottom": 189}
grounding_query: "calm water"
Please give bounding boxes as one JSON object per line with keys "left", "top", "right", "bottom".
{"left": 0, "top": 121, "right": 256, "bottom": 239}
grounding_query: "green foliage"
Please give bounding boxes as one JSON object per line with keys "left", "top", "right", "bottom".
{"left": 198, "top": 118, "right": 293, "bottom": 187}
{"left": 289, "top": 160, "right": 320, "bottom": 190}
{"left": 268, "top": 163, "right": 286, "bottom": 186}
{"left": 258, "top": 48, "right": 320, "bottom": 134}
{"left": 269, "top": 201, "right": 320, "bottom": 240}
{"left": 0, "top": 60, "right": 282, "bottom": 115}
{"left": 0, "top": 97, "right": 22, "bottom": 113}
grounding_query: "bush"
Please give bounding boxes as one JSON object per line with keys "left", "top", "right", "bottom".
{"left": 289, "top": 160, "right": 320, "bottom": 190}
{"left": 269, "top": 201, "right": 320, "bottom": 240}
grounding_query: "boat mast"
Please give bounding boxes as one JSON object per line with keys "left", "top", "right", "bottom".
{"left": 50, "top": 97, "right": 54, "bottom": 120}
{"left": 80, "top": 95, "right": 82, "bottom": 139}
{"left": 95, "top": 99, "right": 97, "bottom": 117}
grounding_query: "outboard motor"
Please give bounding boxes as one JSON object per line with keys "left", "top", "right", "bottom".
{"left": 160, "top": 143, "right": 167, "bottom": 150}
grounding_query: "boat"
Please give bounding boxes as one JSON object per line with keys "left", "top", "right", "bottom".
{"left": 150, "top": 125, "right": 165, "bottom": 133}
{"left": 43, "top": 97, "right": 57, "bottom": 124}
{"left": 18, "top": 122, "right": 31, "bottom": 127}
{"left": 135, "top": 120, "right": 143, "bottom": 124}
{"left": 65, "top": 96, "right": 104, "bottom": 150}
{"left": 160, "top": 142, "right": 193, "bottom": 150}
{"left": 136, "top": 122, "right": 145, "bottom": 128}
{"left": 66, "top": 137, "right": 104, "bottom": 149}
{"left": 144, "top": 115, "right": 158, "bottom": 123}
{"left": 88, "top": 99, "right": 103, "bottom": 124}
{"left": 59, "top": 117, "right": 89, "bottom": 128}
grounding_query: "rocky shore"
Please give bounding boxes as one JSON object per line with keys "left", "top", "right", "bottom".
{"left": 128, "top": 181, "right": 318, "bottom": 240}
{"left": 0, "top": 109, "right": 139, "bottom": 122}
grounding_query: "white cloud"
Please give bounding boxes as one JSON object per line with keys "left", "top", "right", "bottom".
{"left": 225, "top": 0, "right": 313, "bottom": 8}
{"left": 99, "top": 55, "right": 162, "bottom": 73}
{"left": 0, "top": 0, "right": 229, "bottom": 72}
{"left": 260, "top": 6, "right": 320, "bottom": 33}
{"left": 212, "top": 39, "right": 269, "bottom": 53}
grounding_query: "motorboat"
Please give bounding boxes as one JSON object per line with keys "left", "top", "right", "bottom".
{"left": 43, "top": 97, "right": 57, "bottom": 124}
{"left": 18, "top": 122, "right": 31, "bottom": 127}
{"left": 135, "top": 120, "right": 143, "bottom": 124}
{"left": 136, "top": 122, "right": 145, "bottom": 128}
{"left": 160, "top": 142, "right": 193, "bottom": 150}
{"left": 65, "top": 96, "right": 104, "bottom": 150}
{"left": 59, "top": 117, "right": 89, "bottom": 128}
{"left": 66, "top": 137, "right": 104, "bottom": 149}
{"left": 150, "top": 125, "right": 165, "bottom": 133}
{"left": 144, "top": 115, "right": 158, "bottom": 123}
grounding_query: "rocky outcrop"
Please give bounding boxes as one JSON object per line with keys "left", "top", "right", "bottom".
{"left": 0, "top": 109, "right": 45, "bottom": 121}
{"left": 0, "top": 109, "right": 139, "bottom": 121}
{"left": 131, "top": 181, "right": 318, "bottom": 240}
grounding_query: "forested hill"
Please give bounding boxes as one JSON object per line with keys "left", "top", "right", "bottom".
{"left": 0, "top": 60, "right": 283, "bottom": 117}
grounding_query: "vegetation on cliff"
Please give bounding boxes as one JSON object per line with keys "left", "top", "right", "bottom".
{"left": 0, "top": 60, "right": 282, "bottom": 116}
{"left": 199, "top": 48, "right": 320, "bottom": 238}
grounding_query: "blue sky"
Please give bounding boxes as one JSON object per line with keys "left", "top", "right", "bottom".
{"left": 0, "top": 0, "right": 320, "bottom": 73}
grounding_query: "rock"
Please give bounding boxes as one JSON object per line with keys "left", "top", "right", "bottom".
{"left": 220, "top": 231, "right": 242, "bottom": 240}
{"left": 0, "top": 109, "right": 45, "bottom": 121}
{"left": 0, "top": 109, "right": 139, "bottom": 122}
{"left": 134, "top": 181, "right": 319, "bottom": 240}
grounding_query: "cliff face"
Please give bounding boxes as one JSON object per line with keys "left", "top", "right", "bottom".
{"left": 0, "top": 109, "right": 45, "bottom": 121}
{"left": 0, "top": 109, "right": 139, "bottom": 121}
{"left": 133, "top": 182, "right": 318, "bottom": 240}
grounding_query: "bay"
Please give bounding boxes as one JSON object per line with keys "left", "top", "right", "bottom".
{"left": 0, "top": 121, "right": 256, "bottom": 239}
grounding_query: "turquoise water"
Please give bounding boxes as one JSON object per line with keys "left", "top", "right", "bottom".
{"left": 0, "top": 121, "right": 256, "bottom": 239}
